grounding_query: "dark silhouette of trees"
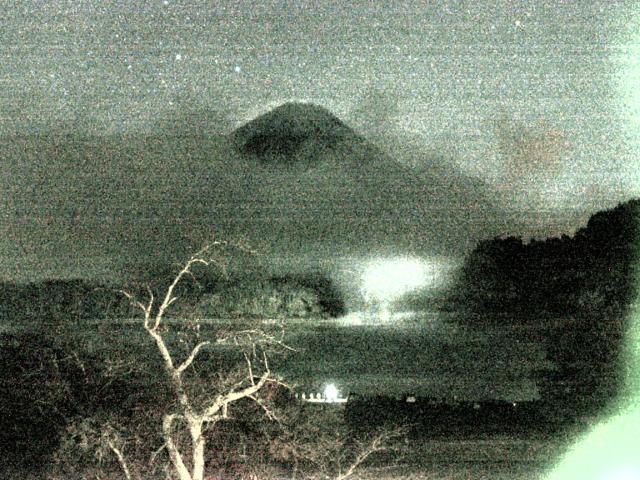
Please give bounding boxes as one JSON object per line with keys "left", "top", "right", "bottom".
{"left": 449, "top": 199, "right": 640, "bottom": 410}
{"left": 452, "top": 199, "right": 639, "bottom": 317}
{"left": 194, "top": 272, "right": 345, "bottom": 320}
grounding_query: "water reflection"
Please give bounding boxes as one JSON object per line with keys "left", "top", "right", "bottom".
{"left": 278, "top": 310, "right": 542, "bottom": 401}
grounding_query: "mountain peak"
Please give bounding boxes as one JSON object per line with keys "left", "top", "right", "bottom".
{"left": 232, "top": 102, "right": 355, "bottom": 161}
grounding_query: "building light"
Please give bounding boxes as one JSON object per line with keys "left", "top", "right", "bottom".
{"left": 324, "top": 383, "right": 339, "bottom": 403}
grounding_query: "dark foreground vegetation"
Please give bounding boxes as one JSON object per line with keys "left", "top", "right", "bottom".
{"left": 0, "top": 325, "right": 404, "bottom": 478}
{"left": 1, "top": 200, "right": 638, "bottom": 478}
{"left": 0, "top": 317, "right": 569, "bottom": 479}
{"left": 0, "top": 269, "right": 351, "bottom": 478}
{"left": 449, "top": 198, "right": 640, "bottom": 415}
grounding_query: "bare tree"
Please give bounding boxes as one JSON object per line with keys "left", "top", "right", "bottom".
{"left": 270, "top": 406, "right": 407, "bottom": 480}
{"left": 120, "top": 242, "right": 288, "bottom": 480}
{"left": 333, "top": 427, "right": 405, "bottom": 480}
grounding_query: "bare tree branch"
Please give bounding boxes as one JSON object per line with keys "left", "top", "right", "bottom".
{"left": 261, "top": 349, "right": 270, "bottom": 373}
{"left": 118, "top": 241, "right": 282, "bottom": 480}
{"left": 242, "top": 350, "right": 255, "bottom": 386}
{"left": 176, "top": 341, "right": 211, "bottom": 374}
{"left": 145, "top": 325, "right": 176, "bottom": 372}
{"left": 203, "top": 370, "right": 270, "bottom": 421}
{"left": 229, "top": 329, "right": 297, "bottom": 352}
{"left": 107, "top": 440, "right": 132, "bottom": 480}
{"left": 149, "top": 442, "right": 167, "bottom": 466}
{"left": 118, "top": 289, "right": 150, "bottom": 318}
{"left": 335, "top": 427, "right": 407, "bottom": 480}
{"left": 162, "top": 414, "right": 191, "bottom": 480}
{"left": 248, "top": 394, "right": 279, "bottom": 421}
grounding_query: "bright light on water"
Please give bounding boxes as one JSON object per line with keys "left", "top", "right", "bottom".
{"left": 361, "top": 257, "right": 432, "bottom": 302}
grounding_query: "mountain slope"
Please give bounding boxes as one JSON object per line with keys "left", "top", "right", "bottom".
{"left": 2, "top": 102, "right": 540, "bottom": 280}
{"left": 230, "top": 102, "right": 506, "bottom": 257}
{"left": 233, "top": 102, "right": 354, "bottom": 163}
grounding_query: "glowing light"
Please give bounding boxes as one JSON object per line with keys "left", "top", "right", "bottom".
{"left": 361, "top": 257, "right": 431, "bottom": 302}
{"left": 616, "top": 10, "right": 640, "bottom": 192}
{"left": 324, "top": 383, "right": 339, "bottom": 403}
{"left": 620, "top": 42, "right": 640, "bottom": 130}
{"left": 545, "top": 408, "right": 640, "bottom": 480}
{"left": 607, "top": 466, "right": 640, "bottom": 480}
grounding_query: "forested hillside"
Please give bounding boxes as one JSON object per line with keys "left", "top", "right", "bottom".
{"left": 449, "top": 199, "right": 640, "bottom": 410}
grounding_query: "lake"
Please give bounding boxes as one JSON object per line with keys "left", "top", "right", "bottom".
{"left": 274, "top": 310, "right": 548, "bottom": 401}
{"left": 3, "top": 309, "right": 549, "bottom": 402}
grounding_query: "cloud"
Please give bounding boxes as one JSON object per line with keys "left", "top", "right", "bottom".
{"left": 0, "top": 99, "right": 608, "bottom": 283}
{"left": 348, "top": 87, "right": 400, "bottom": 134}
{"left": 494, "top": 115, "right": 570, "bottom": 178}
{"left": 483, "top": 114, "right": 577, "bottom": 210}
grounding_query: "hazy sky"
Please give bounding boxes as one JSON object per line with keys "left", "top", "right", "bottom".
{"left": 2, "top": 1, "right": 640, "bottom": 280}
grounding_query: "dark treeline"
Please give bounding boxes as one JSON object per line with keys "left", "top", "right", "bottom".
{"left": 0, "top": 279, "right": 136, "bottom": 324}
{"left": 193, "top": 272, "right": 345, "bottom": 320}
{"left": 346, "top": 396, "right": 543, "bottom": 438}
{"left": 448, "top": 198, "right": 640, "bottom": 411}
{"left": 0, "top": 269, "right": 345, "bottom": 325}
{"left": 450, "top": 199, "right": 639, "bottom": 317}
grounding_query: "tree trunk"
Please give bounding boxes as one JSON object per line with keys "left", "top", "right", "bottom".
{"left": 190, "top": 419, "right": 206, "bottom": 480}
{"left": 163, "top": 414, "right": 192, "bottom": 480}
